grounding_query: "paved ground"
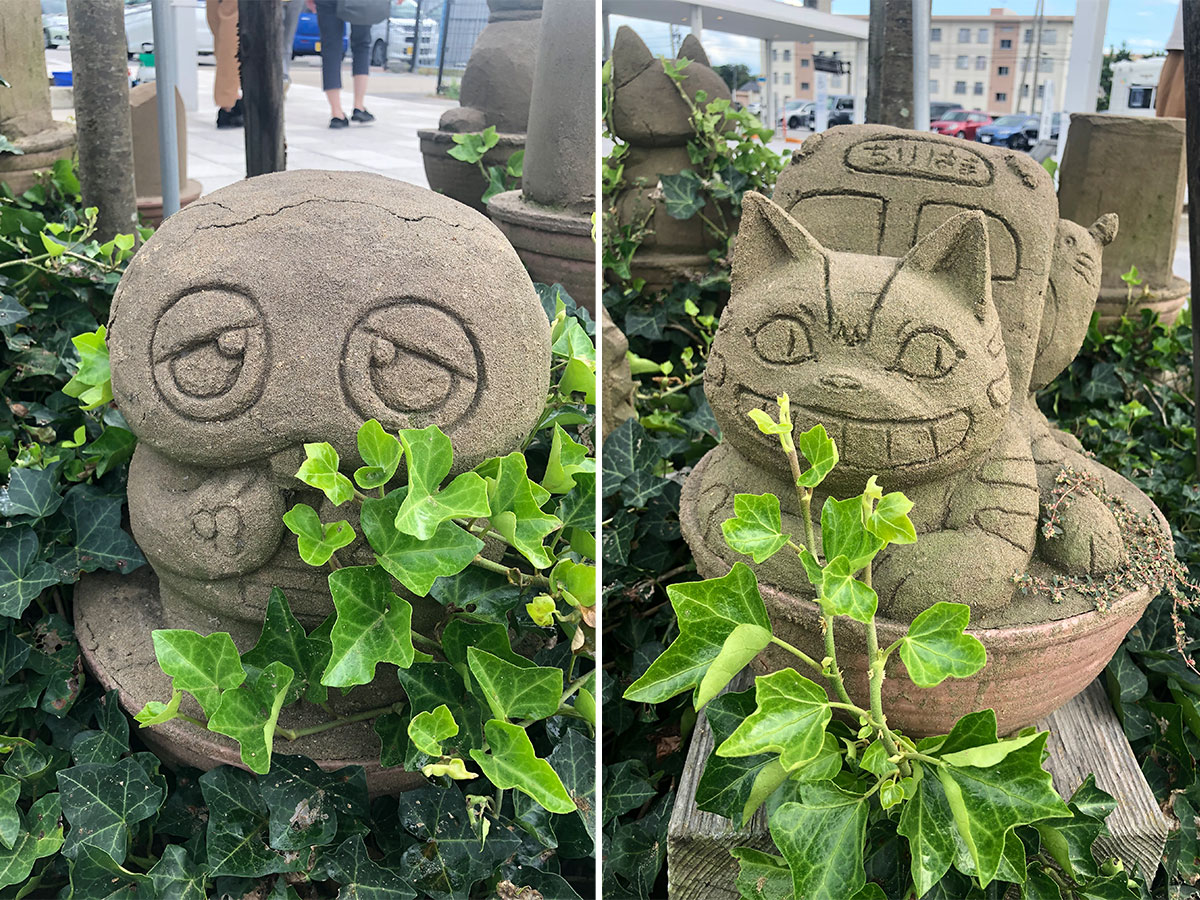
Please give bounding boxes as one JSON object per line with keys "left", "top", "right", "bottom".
{"left": 46, "top": 48, "right": 455, "bottom": 195}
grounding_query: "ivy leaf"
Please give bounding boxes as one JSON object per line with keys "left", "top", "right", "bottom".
{"left": 295, "top": 442, "right": 354, "bottom": 506}
{"left": 661, "top": 170, "right": 705, "bottom": 219}
{"left": 796, "top": 424, "right": 838, "bottom": 488}
{"left": 391, "top": 663, "right": 484, "bottom": 769}
{"left": 354, "top": 419, "right": 403, "bottom": 490}
{"left": 58, "top": 757, "right": 164, "bottom": 864}
{"left": 722, "top": 493, "right": 791, "bottom": 563}
{"left": 542, "top": 424, "right": 595, "bottom": 494}
{"left": 242, "top": 588, "right": 331, "bottom": 705}
{"left": 151, "top": 630, "right": 245, "bottom": 718}
{"left": 820, "top": 555, "right": 878, "bottom": 623}
{"left": 694, "top": 623, "right": 772, "bottom": 711}
{"left": 466, "top": 647, "right": 562, "bottom": 722}
{"left": 716, "top": 668, "right": 832, "bottom": 772}
{"left": 62, "top": 326, "right": 113, "bottom": 410}
{"left": 260, "top": 755, "right": 368, "bottom": 852}
{"left": 361, "top": 490, "right": 483, "bottom": 596}
{"left": 936, "top": 733, "right": 1070, "bottom": 887}
{"left": 820, "top": 496, "right": 885, "bottom": 572}
{"left": 282, "top": 504, "right": 355, "bottom": 567}
{"left": 899, "top": 602, "right": 986, "bottom": 687}
{"left": 408, "top": 705, "right": 458, "bottom": 757}
{"left": 1034, "top": 775, "right": 1114, "bottom": 882}
{"left": 732, "top": 847, "right": 795, "bottom": 900}
{"left": 323, "top": 566, "right": 415, "bottom": 688}
{"left": 625, "top": 563, "right": 770, "bottom": 704}
{"left": 323, "top": 835, "right": 416, "bottom": 900}
{"left": 866, "top": 491, "right": 917, "bottom": 545}
{"left": 148, "top": 845, "right": 208, "bottom": 900}
{"left": 71, "top": 691, "right": 130, "bottom": 765}
{"left": 68, "top": 842, "right": 150, "bottom": 898}
{"left": 61, "top": 484, "right": 145, "bottom": 574}
{"left": 548, "top": 727, "right": 597, "bottom": 842}
{"left": 0, "top": 527, "right": 59, "bottom": 618}
{"left": 134, "top": 691, "right": 182, "bottom": 727}
{"left": 938, "top": 731, "right": 1041, "bottom": 768}
{"left": 208, "top": 661, "right": 294, "bottom": 775}
{"left": 0, "top": 792, "right": 62, "bottom": 890}
{"left": 394, "top": 426, "right": 490, "bottom": 540}
{"left": 897, "top": 762, "right": 957, "bottom": 896}
{"left": 475, "top": 453, "right": 562, "bottom": 569}
{"left": 603, "top": 760, "right": 657, "bottom": 825}
{"left": 0, "top": 777, "right": 18, "bottom": 850}
{"left": 469, "top": 720, "right": 576, "bottom": 814}
{"left": 770, "top": 784, "right": 869, "bottom": 900}
{"left": 0, "top": 465, "right": 63, "bottom": 522}
{"left": 200, "top": 766, "right": 304, "bottom": 878}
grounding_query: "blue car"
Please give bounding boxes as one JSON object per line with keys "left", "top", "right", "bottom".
{"left": 975, "top": 114, "right": 1039, "bottom": 150}
{"left": 292, "top": 10, "right": 347, "bottom": 56}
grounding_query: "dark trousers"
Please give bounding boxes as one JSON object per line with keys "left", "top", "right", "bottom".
{"left": 314, "top": 0, "right": 371, "bottom": 91}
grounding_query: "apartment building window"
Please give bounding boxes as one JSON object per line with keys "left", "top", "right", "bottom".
{"left": 801, "top": 58, "right": 809, "bottom": 67}
{"left": 930, "top": 79, "right": 939, "bottom": 93}
{"left": 773, "top": 72, "right": 779, "bottom": 84}
{"left": 956, "top": 55, "right": 968, "bottom": 69}
{"left": 1043, "top": 29, "right": 1057, "bottom": 44}
{"left": 772, "top": 48, "right": 778, "bottom": 60}
{"left": 958, "top": 28, "right": 970, "bottom": 42}
{"left": 997, "top": 65, "right": 1009, "bottom": 75}
{"left": 783, "top": 48, "right": 791, "bottom": 61}
{"left": 930, "top": 53, "right": 940, "bottom": 67}
{"left": 1021, "top": 83, "right": 1029, "bottom": 97}
{"left": 1024, "top": 28, "right": 1033, "bottom": 43}
{"left": 784, "top": 72, "right": 791, "bottom": 85}
{"left": 995, "top": 92, "right": 1007, "bottom": 101}
{"left": 1040, "top": 58, "right": 1053, "bottom": 72}
{"left": 1000, "top": 39, "right": 1012, "bottom": 48}
{"left": 931, "top": 27, "right": 941, "bottom": 41}
{"left": 975, "top": 56, "right": 986, "bottom": 70}
{"left": 801, "top": 81, "right": 810, "bottom": 91}
{"left": 974, "top": 82, "right": 984, "bottom": 95}
{"left": 1037, "top": 82, "right": 1045, "bottom": 98}
{"left": 954, "top": 81, "right": 967, "bottom": 94}
{"left": 977, "top": 28, "right": 988, "bottom": 42}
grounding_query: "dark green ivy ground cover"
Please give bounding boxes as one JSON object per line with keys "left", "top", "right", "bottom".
{"left": 0, "top": 162, "right": 596, "bottom": 898}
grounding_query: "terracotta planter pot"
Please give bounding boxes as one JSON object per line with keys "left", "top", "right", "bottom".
{"left": 417, "top": 129, "right": 524, "bottom": 214}
{"left": 1094, "top": 278, "right": 1189, "bottom": 332}
{"left": 752, "top": 581, "right": 1152, "bottom": 737}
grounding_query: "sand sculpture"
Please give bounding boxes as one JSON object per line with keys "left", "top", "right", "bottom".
{"left": 75, "top": 170, "right": 551, "bottom": 785}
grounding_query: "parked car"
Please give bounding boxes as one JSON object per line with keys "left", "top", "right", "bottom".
{"left": 43, "top": 0, "right": 213, "bottom": 55}
{"left": 293, "top": 10, "right": 348, "bottom": 57}
{"left": 929, "top": 109, "right": 992, "bottom": 140}
{"left": 929, "top": 100, "right": 963, "bottom": 121}
{"left": 1022, "top": 112, "right": 1062, "bottom": 143}
{"left": 975, "top": 114, "right": 1039, "bottom": 149}
{"left": 808, "top": 95, "right": 854, "bottom": 129}
{"left": 778, "top": 100, "right": 814, "bottom": 130}
{"left": 372, "top": 0, "right": 441, "bottom": 69}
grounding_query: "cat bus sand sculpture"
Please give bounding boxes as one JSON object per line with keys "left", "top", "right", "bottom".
{"left": 678, "top": 126, "right": 1171, "bottom": 733}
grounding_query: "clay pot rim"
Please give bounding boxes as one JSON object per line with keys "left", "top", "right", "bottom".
{"left": 758, "top": 578, "right": 1153, "bottom": 650}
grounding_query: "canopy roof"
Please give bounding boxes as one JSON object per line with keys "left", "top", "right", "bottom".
{"left": 603, "top": 0, "right": 868, "bottom": 43}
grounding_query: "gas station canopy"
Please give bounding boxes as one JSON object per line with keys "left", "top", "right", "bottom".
{"left": 602, "top": 0, "right": 868, "bottom": 43}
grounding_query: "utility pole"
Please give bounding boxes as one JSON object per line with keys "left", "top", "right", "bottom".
{"left": 866, "top": 0, "right": 914, "bottom": 127}
{"left": 238, "top": 0, "right": 285, "bottom": 176}
{"left": 66, "top": 0, "right": 137, "bottom": 241}
{"left": 1029, "top": 0, "right": 1046, "bottom": 114}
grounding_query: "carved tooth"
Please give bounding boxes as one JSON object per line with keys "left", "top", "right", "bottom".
{"left": 931, "top": 411, "right": 971, "bottom": 457}
{"left": 889, "top": 422, "right": 936, "bottom": 466}
{"left": 844, "top": 421, "right": 890, "bottom": 468}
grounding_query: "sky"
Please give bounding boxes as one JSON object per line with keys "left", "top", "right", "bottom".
{"left": 608, "top": 0, "right": 1179, "bottom": 72}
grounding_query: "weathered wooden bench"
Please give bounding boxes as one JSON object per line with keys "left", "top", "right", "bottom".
{"left": 667, "top": 675, "right": 1169, "bottom": 899}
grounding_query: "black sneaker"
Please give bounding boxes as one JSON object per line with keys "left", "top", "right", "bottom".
{"left": 351, "top": 108, "right": 375, "bottom": 124}
{"left": 330, "top": 116, "right": 350, "bottom": 129}
{"left": 216, "top": 105, "right": 243, "bottom": 129}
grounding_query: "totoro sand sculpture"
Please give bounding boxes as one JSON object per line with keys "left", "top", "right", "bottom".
{"left": 75, "top": 170, "right": 551, "bottom": 788}
{"left": 679, "top": 125, "right": 1170, "bottom": 735}
{"left": 608, "top": 27, "right": 731, "bottom": 290}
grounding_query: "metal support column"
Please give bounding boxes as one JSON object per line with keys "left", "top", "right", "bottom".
{"left": 151, "top": 0, "right": 180, "bottom": 218}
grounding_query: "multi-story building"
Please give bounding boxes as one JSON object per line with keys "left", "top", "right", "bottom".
{"left": 769, "top": 6, "right": 1072, "bottom": 120}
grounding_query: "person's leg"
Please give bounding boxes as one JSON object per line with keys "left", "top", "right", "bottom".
{"left": 349, "top": 23, "right": 373, "bottom": 120}
{"left": 314, "top": 0, "right": 346, "bottom": 120}
{"left": 281, "top": 0, "right": 303, "bottom": 82}
{"left": 210, "top": 0, "right": 240, "bottom": 115}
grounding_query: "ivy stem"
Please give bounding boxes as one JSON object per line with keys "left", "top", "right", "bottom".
{"left": 864, "top": 576, "right": 909, "bottom": 777}
{"left": 275, "top": 701, "right": 404, "bottom": 742}
{"left": 768, "top": 635, "right": 823, "bottom": 675}
{"left": 469, "top": 554, "right": 552, "bottom": 590}
{"left": 904, "top": 751, "right": 945, "bottom": 767}
{"left": 412, "top": 631, "right": 441, "bottom": 655}
{"left": 825, "top": 700, "right": 872, "bottom": 720}
{"left": 177, "top": 714, "right": 207, "bottom": 729}
{"left": 821, "top": 613, "right": 855, "bottom": 708}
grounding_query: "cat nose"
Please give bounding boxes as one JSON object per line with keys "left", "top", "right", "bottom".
{"left": 819, "top": 374, "right": 863, "bottom": 391}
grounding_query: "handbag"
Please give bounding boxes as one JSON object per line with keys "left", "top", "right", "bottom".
{"left": 336, "top": 0, "right": 390, "bottom": 25}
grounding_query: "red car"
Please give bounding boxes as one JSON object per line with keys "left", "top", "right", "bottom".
{"left": 929, "top": 110, "right": 992, "bottom": 139}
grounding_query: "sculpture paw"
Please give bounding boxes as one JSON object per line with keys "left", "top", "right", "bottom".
{"left": 1037, "top": 488, "right": 1124, "bottom": 575}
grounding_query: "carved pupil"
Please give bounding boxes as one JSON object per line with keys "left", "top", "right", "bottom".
{"left": 896, "top": 331, "right": 958, "bottom": 378}
{"left": 752, "top": 316, "right": 813, "bottom": 364}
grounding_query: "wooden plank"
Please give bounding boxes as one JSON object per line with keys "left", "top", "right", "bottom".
{"left": 238, "top": 0, "right": 286, "bottom": 177}
{"left": 667, "top": 676, "right": 1168, "bottom": 897}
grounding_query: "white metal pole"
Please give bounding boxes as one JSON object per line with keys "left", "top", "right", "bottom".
{"left": 151, "top": 0, "right": 180, "bottom": 218}
{"left": 912, "top": 0, "right": 931, "bottom": 130}
{"left": 1058, "top": 0, "right": 1109, "bottom": 161}
{"left": 170, "top": 0, "right": 197, "bottom": 111}
{"left": 689, "top": 3, "right": 702, "bottom": 39}
{"left": 854, "top": 38, "right": 867, "bottom": 123}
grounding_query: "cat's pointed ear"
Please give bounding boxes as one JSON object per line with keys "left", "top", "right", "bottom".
{"left": 678, "top": 34, "right": 712, "bottom": 68}
{"left": 733, "top": 192, "right": 826, "bottom": 287}
{"left": 899, "top": 210, "right": 992, "bottom": 321}
{"left": 1088, "top": 213, "right": 1118, "bottom": 247}
{"left": 612, "top": 26, "right": 654, "bottom": 85}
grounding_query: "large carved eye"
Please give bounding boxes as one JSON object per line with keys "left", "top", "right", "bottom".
{"left": 341, "top": 301, "right": 481, "bottom": 431}
{"left": 151, "top": 289, "right": 268, "bottom": 420}
{"left": 750, "top": 316, "right": 814, "bottom": 364}
{"left": 894, "top": 330, "right": 960, "bottom": 379}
